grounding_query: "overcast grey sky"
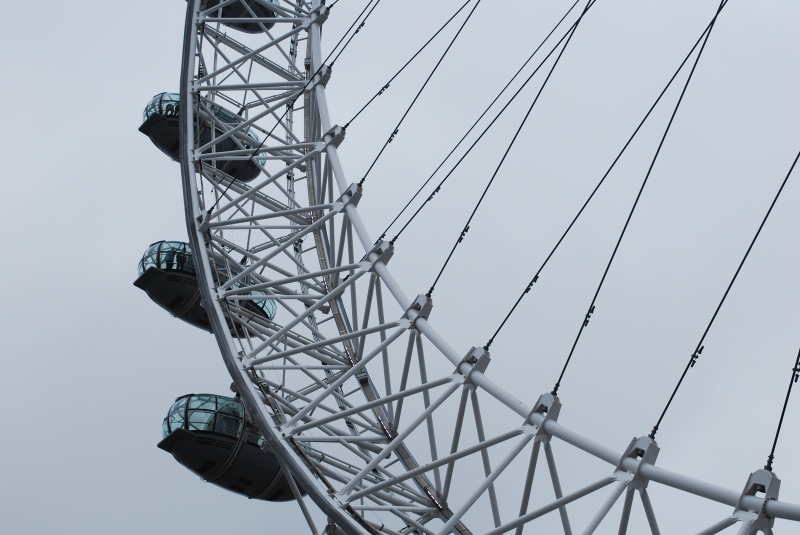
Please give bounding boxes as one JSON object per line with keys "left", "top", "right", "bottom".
{"left": 1, "top": 0, "right": 800, "bottom": 533}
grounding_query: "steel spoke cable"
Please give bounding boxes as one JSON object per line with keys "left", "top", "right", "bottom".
{"left": 483, "top": 1, "right": 730, "bottom": 351}
{"left": 328, "top": 0, "right": 383, "bottom": 67}
{"left": 389, "top": 0, "right": 599, "bottom": 246}
{"left": 204, "top": 0, "right": 381, "bottom": 214}
{"left": 551, "top": 0, "right": 726, "bottom": 397}
{"left": 426, "top": 0, "right": 593, "bottom": 298}
{"left": 357, "top": 0, "right": 484, "bottom": 187}
{"left": 344, "top": 0, "right": 476, "bottom": 129}
{"left": 376, "top": 0, "right": 582, "bottom": 242}
{"left": 765, "top": 348, "right": 800, "bottom": 471}
{"left": 650, "top": 146, "right": 800, "bottom": 439}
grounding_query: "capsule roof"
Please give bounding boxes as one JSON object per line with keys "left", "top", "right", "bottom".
{"left": 163, "top": 394, "right": 265, "bottom": 445}
{"left": 136, "top": 240, "right": 277, "bottom": 320}
{"left": 142, "top": 92, "right": 180, "bottom": 124}
{"left": 141, "top": 92, "right": 259, "bottom": 139}
{"left": 203, "top": 0, "right": 281, "bottom": 34}
{"left": 138, "top": 240, "right": 194, "bottom": 277}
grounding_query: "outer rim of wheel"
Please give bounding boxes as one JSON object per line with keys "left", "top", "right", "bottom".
{"left": 178, "top": 3, "right": 388, "bottom": 533}
{"left": 175, "top": 2, "right": 800, "bottom": 534}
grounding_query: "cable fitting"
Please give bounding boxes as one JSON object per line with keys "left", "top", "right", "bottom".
{"left": 361, "top": 239, "right": 394, "bottom": 271}
{"left": 304, "top": 4, "right": 330, "bottom": 28}
{"left": 323, "top": 124, "right": 346, "bottom": 148}
{"left": 457, "top": 226, "right": 470, "bottom": 243}
{"left": 733, "top": 469, "right": 780, "bottom": 533}
{"left": 526, "top": 393, "right": 561, "bottom": 439}
{"left": 615, "top": 436, "right": 659, "bottom": 488}
{"left": 309, "top": 64, "right": 333, "bottom": 89}
{"left": 524, "top": 275, "right": 539, "bottom": 294}
{"left": 690, "top": 346, "right": 704, "bottom": 368}
{"left": 336, "top": 182, "right": 362, "bottom": 208}
{"left": 426, "top": 186, "right": 441, "bottom": 202}
{"left": 197, "top": 212, "right": 211, "bottom": 233}
{"left": 404, "top": 294, "right": 433, "bottom": 325}
{"left": 583, "top": 305, "right": 595, "bottom": 327}
{"left": 457, "top": 347, "right": 491, "bottom": 386}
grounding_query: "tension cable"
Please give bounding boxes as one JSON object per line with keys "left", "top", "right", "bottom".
{"left": 426, "top": 0, "right": 594, "bottom": 298}
{"left": 344, "top": 0, "right": 475, "bottom": 129}
{"left": 650, "top": 146, "right": 800, "bottom": 439}
{"left": 328, "top": 0, "right": 383, "bottom": 68}
{"left": 484, "top": 0, "right": 731, "bottom": 351}
{"left": 377, "top": 0, "right": 582, "bottom": 242}
{"left": 551, "top": 0, "right": 727, "bottom": 397}
{"left": 357, "top": 0, "right": 483, "bottom": 187}
{"left": 205, "top": 0, "right": 380, "bottom": 213}
{"left": 765, "top": 348, "right": 800, "bottom": 471}
{"left": 388, "top": 0, "right": 598, "bottom": 246}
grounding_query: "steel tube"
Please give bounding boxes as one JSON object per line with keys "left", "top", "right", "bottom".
{"left": 251, "top": 318, "right": 399, "bottom": 365}
{"left": 346, "top": 428, "right": 523, "bottom": 503}
{"left": 617, "top": 486, "right": 635, "bottom": 535}
{"left": 515, "top": 438, "right": 541, "bottom": 535}
{"left": 198, "top": 23, "right": 305, "bottom": 83}
{"left": 246, "top": 269, "right": 365, "bottom": 360}
{"left": 339, "top": 382, "right": 461, "bottom": 496}
{"left": 764, "top": 499, "right": 800, "bottom": 521}
{"left": 443, "top": 386, "right": 469, "bottom": 499}
{"left": 581, "top": 480, "right": 629, "bottom": 535}
{"left": 284, "top": 327, "right": 407, "bottom": 427}
{"left": 471, "top": 389, "right": 503, "bottom": 528}
{"left": 209, "top": 203, "right": 324, "bottom": 227}
{"left": 291, "top": 376, "right": 451, "bottom": 434}
{"left": 545, "top": 441, "right": 573, "bottom": 535}
{"left": 437, "top": 434, "right": 534, "bottom": 535}
{"left": 736, "top": 520, "right": 753, "bottom": 535}
{"left": 694, "top": 516, "right": 737, "bottom": 535}
{"left": 284, "top": 468, "right": 319, "bottom": 534}
{"left": 639, "top": 487, "right": 661, "bottom": 535}
{"left": 415, "top": 318, "right": 464, "bottom": 367}
{"left": 202, "top": 17, "right": 304, "bottom": 23}
{"left": 484, "top": 477, "right": 616, "bottom": 535}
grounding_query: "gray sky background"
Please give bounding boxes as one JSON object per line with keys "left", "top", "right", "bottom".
{"left": 1, "top": 0, "right": 800, "bottom": 533}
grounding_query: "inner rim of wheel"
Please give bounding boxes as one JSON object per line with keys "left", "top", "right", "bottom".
{"left": 174, "top": 2, "right": 800, "bottom": 534}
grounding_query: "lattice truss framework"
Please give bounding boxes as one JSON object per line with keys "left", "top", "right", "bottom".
{"left": 175, "top": 1, "right": 800, "bottom": 533}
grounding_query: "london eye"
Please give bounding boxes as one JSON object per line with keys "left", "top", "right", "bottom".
{"left": 132, "top": 1, "right": 800, "bottom": 533}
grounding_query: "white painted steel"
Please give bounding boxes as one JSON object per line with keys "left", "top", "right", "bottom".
{"left": 167, "top": 1, "right": 800, "bottom": 534}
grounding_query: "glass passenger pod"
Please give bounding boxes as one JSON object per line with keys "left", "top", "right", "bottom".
{"left": 158, "top": 394, "right": 302, "bottom": 501}
{"left": 133, "top": 241, "right": 276, "bottom": 333}
{"left": 138, "top": 92, "right": 266, "bottom": 182}
{"left": 203, "top": 0, "right": 281, "bottom": 34}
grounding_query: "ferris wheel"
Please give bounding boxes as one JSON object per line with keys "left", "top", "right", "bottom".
{"left": 134, "top": 0, "right": 800, "bottom": 533}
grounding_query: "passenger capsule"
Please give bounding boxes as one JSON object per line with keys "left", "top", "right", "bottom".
{"left": 138, "top": 92, "right": 266, "bottom": 182}
{"left": 203, "top": 0, "right": 281, "bottom": 34}
{"left": 158, "top": 393, "right": 300, "bottom": 501}
{"left": 133, "top": 240, "right": 276, "bottom": 333}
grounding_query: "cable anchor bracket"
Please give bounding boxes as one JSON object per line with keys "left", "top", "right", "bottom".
{"left": 335, "top": 182, "right": 362, "bottom": 208}
{"left": 690, "top": 345, "right": 704, "bottom": 367}
{"left": 732, "top": 469, "right": 781, "bottom": 534}
{"left": 309, "top": 64, "right": 333, "bottom": 89}
{"left": 454, "top": 346, "right": 491, "bottom": 387}
{"left": 304, "top": 4, "right": 329, "bottom": 29}
{"left": 615, "top": 435, "right": 660, "bottom": 487}
{"left": 583, "top": 305, "right": 596, "bottom": 327}
{"left": 403, "top": 294, "right": 432, "bottom": 328}
{"left": 361, "top": 239, "right": 394, "bottom": 272}
{"left": 322, "top": 124, "right": 345, "bottom": 148}
{"left": 525, "top": 392, "right": 562, "bottom": 441}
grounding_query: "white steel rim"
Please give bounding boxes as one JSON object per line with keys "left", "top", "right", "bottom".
{"left": 176, "top": 1, "right": 800, "bottom": 534}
